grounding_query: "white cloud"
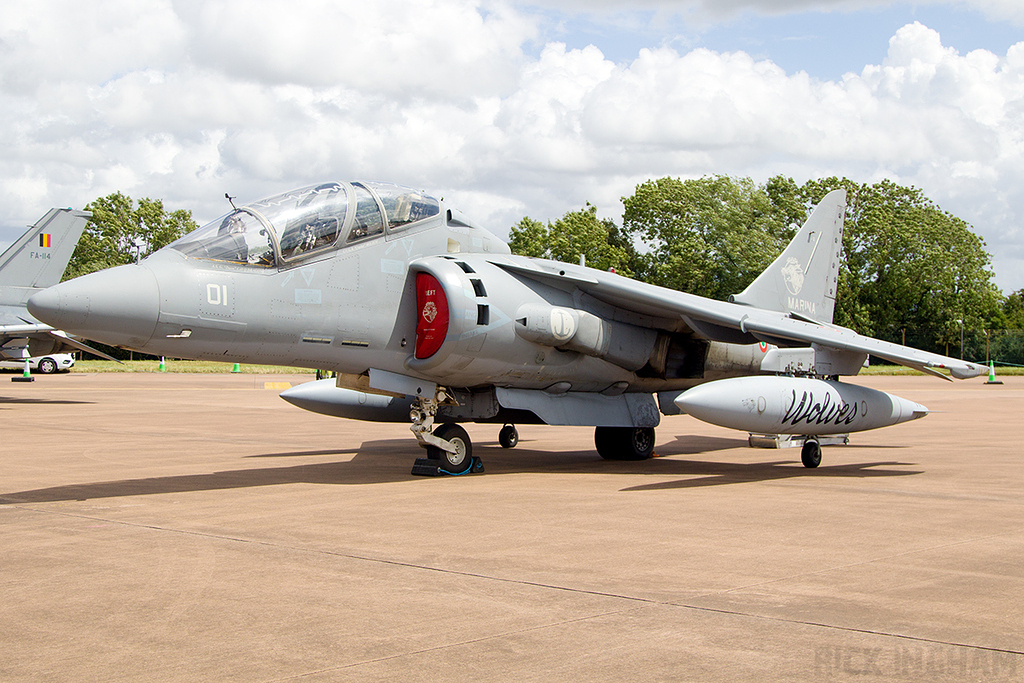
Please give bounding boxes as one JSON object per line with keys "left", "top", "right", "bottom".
{"left": 0, "top": 1, "right": 186, "bottom": 94}
{"left": 175, "top": 0, "right": 534, "bottom": 97}
{"left": 524, "top": 0, "right": 1024, "bottom": 24}
{"left": 1, "top": 2, "right": 1023, "bottom": 292}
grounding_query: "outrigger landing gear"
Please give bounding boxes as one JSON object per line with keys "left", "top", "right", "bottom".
{"left": 409, "top": 388, "right": 484, "bottom": 476}
{"left": 801, "top": 438, "right": 822, "bottom": 468}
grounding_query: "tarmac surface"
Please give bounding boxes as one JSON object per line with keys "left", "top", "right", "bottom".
{"left": 1, "top": 371, "right": 1022, "bottom": 682}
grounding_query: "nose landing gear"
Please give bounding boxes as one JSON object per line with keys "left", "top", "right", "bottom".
{"left": 409, "top": 388, "right": 483, "bottom": 476}
{"left": 425, "top": 423, "right": 476, "bottom": 474}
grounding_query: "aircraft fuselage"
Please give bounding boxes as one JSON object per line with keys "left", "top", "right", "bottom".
{"left": 37, "top": 204, "right": 758, "bottom": 394}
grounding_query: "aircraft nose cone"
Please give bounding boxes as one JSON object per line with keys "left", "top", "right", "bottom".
{"left": 24, "top": 286, "right": 61, "bottom": 323}
{"left": 28, "top": 264, "right": 160, "bottom": 348}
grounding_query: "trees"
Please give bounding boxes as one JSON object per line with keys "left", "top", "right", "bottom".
{"left": 64, "top": 192, "right": 198, "bottom": 280}
{"left": 509, "top": 204, "right": 641, "bottom": 277}
{"left": 619, "top": 174, "right": 1002, "bottom": 353}
{"left": 513, "top": 175, "right": 1003, "bottom": 358}
{"left": 791, "top": 177, "right": 1001, "bottom": 350}
{"left": 991, "top": 290, "right": 1024, "bottom": 364}
{"left": 507, "top": 217, "right": 548, "bottom": 259}
{"left": 621, "top": 175, "right": 797, "bottom": 301}
{"left": 1001, "top": 290, "right": 1024, "bottom": 331}
{"left": 59, "top": 192, "right": 198, "bottom": 361}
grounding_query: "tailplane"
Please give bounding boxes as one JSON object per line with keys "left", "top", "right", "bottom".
{"left": 0, "top": 209, "right": 90, "bottom": 303}
{"left": 730, "top": 189, "right": 845, "bottom": 324}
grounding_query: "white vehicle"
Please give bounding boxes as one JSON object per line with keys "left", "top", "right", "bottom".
{"left": 0, "top": 352, "right": 75, "bottom": 374}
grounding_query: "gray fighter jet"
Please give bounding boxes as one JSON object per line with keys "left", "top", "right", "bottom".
{"left": 28, "top": 181, "right": 983, "bottom": 471}
{"left": 0, "top": 209, "right": 115, "bottom": 368}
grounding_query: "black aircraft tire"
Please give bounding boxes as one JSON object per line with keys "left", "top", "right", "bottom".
{"left": 429, "top": 423, "right": 474, "bottom": 474}
{"left": 801, "top": 439, "right": 822, "bottom": 468}
{"left": 498, "top": 424, "right": 519, "bottom": 449}
{"left": 595, "top": 426, "right": 655, "bottom": 461}
{"left": 594, "top": 426, "right": 622, "bottom": 459}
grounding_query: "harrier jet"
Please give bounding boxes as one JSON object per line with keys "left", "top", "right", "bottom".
{"left": 28, "top": 182, "right": 982, "bottom": 472}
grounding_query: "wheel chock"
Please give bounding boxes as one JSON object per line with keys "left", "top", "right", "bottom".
{"left": 411, "top": 456, "right": 484, "bottom": 477}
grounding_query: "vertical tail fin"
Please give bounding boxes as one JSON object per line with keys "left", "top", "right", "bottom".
{"left": 0, "top": 209, "right": 90, "bottom": 300}
{"left": 730, "top": 189, "right": 845, "bottom": 324}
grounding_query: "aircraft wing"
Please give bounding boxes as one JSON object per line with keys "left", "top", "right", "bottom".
{"left": 0, "top": 318, "right": 119, "bottom": 362}
{"left": 491, "top": 256, "right": 984, "bottom": 381}
{"left": 42, "top": 329, "right": 120, "bottom": 362}
{"left": 0, "top": 321, "right": 54, "bottom": 336}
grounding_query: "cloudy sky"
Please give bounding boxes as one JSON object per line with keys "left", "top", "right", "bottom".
{"left": 2, "top": 0, "right": 1023, "bottom": 293}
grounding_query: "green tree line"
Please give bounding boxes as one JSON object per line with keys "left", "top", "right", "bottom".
{"left": 510, "top": 175, "right": 1022, "bottom": 363}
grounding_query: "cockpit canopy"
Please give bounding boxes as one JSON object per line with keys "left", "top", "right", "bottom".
{"left": 169, "top": 181, "right": 441, "bottom": 267}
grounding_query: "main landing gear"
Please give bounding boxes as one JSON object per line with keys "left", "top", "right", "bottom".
{"left": 407, "top": 388, "right": 657, "bottom": 475}
{"left": 595, "top": 426, "right": 656, "bottom": 461}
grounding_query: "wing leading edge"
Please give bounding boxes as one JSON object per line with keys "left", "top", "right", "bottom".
{"left": 493, "top": 256, "right": 982, "bottom": 379}
{"left": 489, "top": 188, "right": 983, "bottom": 381}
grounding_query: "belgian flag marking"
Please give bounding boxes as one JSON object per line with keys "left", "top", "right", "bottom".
{"left": 39, "top": 233, "right": 51, "bottom": 248}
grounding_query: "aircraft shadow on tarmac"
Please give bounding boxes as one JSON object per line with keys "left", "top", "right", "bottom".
{"left": 480, "top": 435, "right": 920, "bottom": 491}
{"left": 0, "top": 395, "right": 93, "bottom": 407}
{"left": 0, "top": 433, "right": 921, "bottom": 504}
{"left": 616, "top": 459, "right": 920, "bottom": 492}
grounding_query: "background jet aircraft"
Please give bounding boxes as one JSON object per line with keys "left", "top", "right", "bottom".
{"left": 0, "top": 209, "right": 116, "bottom": 367}
{"left": 28, "top": 181, "right": 982, "bottom": 471}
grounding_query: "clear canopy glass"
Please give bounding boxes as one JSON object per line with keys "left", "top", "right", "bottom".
{"left": 362, "top": 181, "right": 440, "bottom": 230}
{"left": 167, "top": 181, "right": 440, "bottom": 266}
{"left": 268, "top": 183, "right": 348, "bottom": 259}
{"left": 169, "top": 209, "right": 275, "bottom": 266}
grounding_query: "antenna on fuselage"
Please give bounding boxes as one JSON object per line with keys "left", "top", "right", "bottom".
{"left": 225, "top": 193, "right": 238, "bottom": 210}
